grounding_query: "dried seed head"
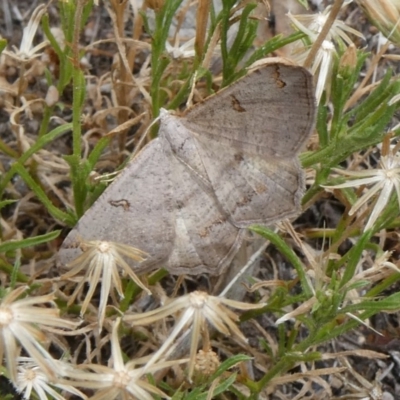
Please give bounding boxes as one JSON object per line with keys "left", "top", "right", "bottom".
{"left": 192, "top": 349, "right": 220, "bottom": 383}
{"left": 339, "top": 43, "right": 357, "bottom": 75}
{"left": 45, "top": 85, "right": 59, "bottom": 107}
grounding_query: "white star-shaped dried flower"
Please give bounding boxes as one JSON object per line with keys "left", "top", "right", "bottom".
{"left": 125, "top": 291, "right": 264, "bottom": 379}
{"left": 345, "top": 250, "right": 400, "bottom": 289}
{"left": 0, "top": 286, "right": 78, "bottom": 382}
{"left": 14, "top": 357, "right": 86, "bottom": 400}
{"left": 288, "top": 4, "right": 362, "bottom": 45}
{"left": 3, "top": 4, "right": 49, "bottom": 62}
{"left": 61, "top": 240, "right": 148, "bottom": 331}
{"left": 273, "top": 231, "right": 384, "bottom": 334}
{"left": 64, "top": 318, "right": 186, "bottom": 400}
{"left": 166, "top": 37, "right": 195, "bottom": 59}
{"left": 324, "top": 150, "right": 400, "bottom": 231}
{"left": 288, "top": 4, "right": 363, "bottom": 103}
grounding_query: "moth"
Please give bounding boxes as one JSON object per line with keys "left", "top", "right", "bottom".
{"left": 59, "top": 58, "right": 316, "bottom": 275}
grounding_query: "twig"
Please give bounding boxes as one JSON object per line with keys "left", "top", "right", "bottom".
{"left": 303, "top": 0, "right": 345, "bottom": 69}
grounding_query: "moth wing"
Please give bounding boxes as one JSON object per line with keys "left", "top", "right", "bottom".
{"left": 183, "top": 59, "right": 315, "bottom": 157}
{"left": 159, "top": 127, "right": 245, "bottom": 275}
{"left": 59, "top": 59, "right": 315, "bottom": 273}
{"left": 59, "top": 135, "right": 245, "bottom": 275}
{"left": 193, "top": 138, "right": 304, "bottom": 227}
{"left": 58, "top": 139, "right": 175, "bottom": 273}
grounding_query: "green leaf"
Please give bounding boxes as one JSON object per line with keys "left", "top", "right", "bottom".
{"left": 339, "top": 230, "right": 372, "bottom": 288}
{"left": 0, "top": 38, "right": 7, "bottom": 55}
{"left": 0, "top": 200, "right": 17, "bottom": 210}
{"left": 0, "top": 259, "right": 28, "bottom": 283}
{"left": 316, "top": 102, "right": 329, "bottom": 147}
{"left": 149, "top": 0, "right": 184, "bottom": 118}
{"left": 64, "top": 155, "right": 91, "bottom": 219}
{"left": 186, "top": 374, "right": 238, "bottom": 400}
{"left": 222, "top": 3, "right": 257, "bottom": 86}
{"left": 250, "top": 226, "right": 313, "bottom": 297}
{"left": 244, "top": 31, "right": 307, "bottom": 70}
{"left": 0, "top": 230, "right": 61, "bottom": 253}
{"left": 0, "top": 123, "right": 73, "bottom": 196}
{"left": 296, "top": 0, "right": 309, "bottom": 9}
{"left": 10, "top": 258, "right": 21, "bottom": 289}
{"left": 350, "top": 69, "right": 392, "bottom": 123}
{"left": 211, "top": 354, "right": 252, "bottom": 380}
{"left": 342, "top": 291, "right": 400, "bottom": 313}
{"left": 11, "top": 163, "right": 74, "bottom": 225}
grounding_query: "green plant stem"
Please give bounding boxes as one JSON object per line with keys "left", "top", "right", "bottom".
{"left": 0, "top": 123, "right": 72, "bottom": 196}
{"left": 251, "top": 226, "right": 313, "bottom": 297}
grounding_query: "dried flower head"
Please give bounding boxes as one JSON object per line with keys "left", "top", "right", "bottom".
{"left": 166, "top": 37, "right": 195, "bottom": 59}
{"left": 275, "top": 224, "right": 397, "bottom": 332}
{"left": 61, "top": 240, "right": 148, "bottom": 331}
{"left": 125, "top": 291, "right": 264, "bottom": 379}
{"left": 64, "top": 318, "right": 186, "bottom": 400}
{"left": 324, "top": 146, "right": 400, "bottom": 232}
{"left": 14, "top": 357, "right": 86, "bottom": 400}
{"left": 0, "top": 286, "right": 77, "bottom": 382}
{"left": 193, "top": 349, "right": 220, "bottom": 383}
{"left": 288, "top": 4, "right": 363, "bottom": 103}
{"left": 3, "top": 4, "right": 49, "bottom": 63}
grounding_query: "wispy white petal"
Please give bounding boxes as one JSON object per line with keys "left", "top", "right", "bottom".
{"left": 348, "top": 180, "right": 385, "bottom": 216}
{"left": 326, "top": 147, "right": 400, "bottom": 231}
{"left": 365, "top": 181, "right": 394, "bottom": 230}
{"left": 326, "top": 176, "right": 384, "bottom": 189}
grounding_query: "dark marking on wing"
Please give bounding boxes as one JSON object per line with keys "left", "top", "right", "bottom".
{"left": 255, "top": 183, "right": 268, "bottom": 194}
{"left": 272, "top": 66, "right": 286, "bottom": 88}
{"left": 198, "top": 218, "right": 225, "bottom": 238}
{"left": 198, "top": 228, "right": 209, "bottom": 238}
{"left": 230, "top": 95, "right": 246, "bottom": 112}
{"left": 109, "top": 199, "right": 130, "bottom": 211}
{"left": 234, "top": 153, "right": 244, "bottom": 162}
{"left": 236, "top": 194, "right": 253, "bottom": 207}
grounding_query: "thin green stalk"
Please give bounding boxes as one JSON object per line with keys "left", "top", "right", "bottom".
{"left": 0, "top": 123, "right": 73, "bottom": 196}
{"left": 250, "top": 226, "right": 313, "bottom": 297}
